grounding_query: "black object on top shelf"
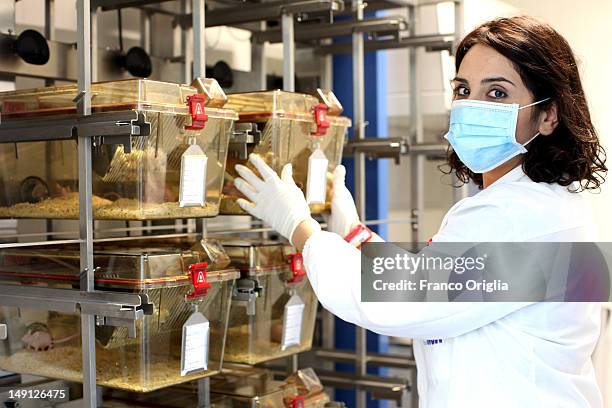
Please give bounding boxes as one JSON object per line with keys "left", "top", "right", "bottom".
{"left": 206, "top": 61, "right": 234, "bottom": 88}
{"left": 115, "top": 46, "right": 153, "bottom": 78}
{"left": 10, "top": 30, "right": 50, "bottom": 66}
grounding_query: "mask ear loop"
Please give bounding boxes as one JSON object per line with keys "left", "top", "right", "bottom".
{"left": 522, "top": 132, "right": 540, "bottom": 147}
{"left": 518, "top": 97, "right": 551, "bottom": 110}
{"left": 518, "top": 98, "right": 551, "bottom": 148}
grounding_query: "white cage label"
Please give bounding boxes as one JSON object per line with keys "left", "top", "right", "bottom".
{"left": 181, "top": 312, "right": 210, "bottom": 376}
{"left": 179, "top": 144, "right": 207, "bottom": 207}
{"left": 281, "top": 294, "right": 305, "bottom": 351}
{"left": 306, "top": 148, "right": 329, "bottom": 204}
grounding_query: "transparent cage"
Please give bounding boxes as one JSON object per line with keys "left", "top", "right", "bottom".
{"left": 221, "top": 89, "right": 350, "bottom": 215}
{"left": 209, "top": 366, "right": 297, "bottom": 407}
{"left": 0, "top": 78, "right": 237, "bottom": 220}
{"left": 220, "top": 240, "right": 318, "bottom": 365}
{"left": 0, "top": 240, "right": 239, "bottom": 392}
{"left": 100, "top": 366, "right": 312, "bottom": 408}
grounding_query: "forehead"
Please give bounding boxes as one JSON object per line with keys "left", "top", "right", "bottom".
{"left": 457, "top": 44, "right": 523, "bottom": 84}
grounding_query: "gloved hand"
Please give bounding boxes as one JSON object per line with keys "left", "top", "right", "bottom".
{"left": 234, "top": 154, "right": 319, "bottom": 246}
{"left": 327, "top": 165, "right": 361, "bottom": 237}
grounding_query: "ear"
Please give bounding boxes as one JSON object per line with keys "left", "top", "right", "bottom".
{"left": 538, "top": 101, "right": 559, "bottom": 136}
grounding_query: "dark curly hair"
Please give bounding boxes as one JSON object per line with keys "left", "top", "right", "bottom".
{"left": 442, "top": 16, "right": 606, "bottom": 191}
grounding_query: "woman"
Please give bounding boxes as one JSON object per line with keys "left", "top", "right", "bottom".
{"left": 233, "top": 16, "right": 607, "bottom": 407}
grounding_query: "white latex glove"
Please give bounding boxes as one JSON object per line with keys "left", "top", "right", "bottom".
{"left": 234, "top": 154, "right": 319, "bottom": 246}
{"left": 327, "top": 165, "right": 360, "bottom": 237}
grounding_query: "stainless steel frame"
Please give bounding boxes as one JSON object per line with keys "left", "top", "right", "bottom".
{"left": 76, "top": 1, "right": 97, "bottom": 406}
{"left": 0, "top": 0, "right": 465, "bottom": 406}
{"left": 252, "top": 15, "right": 408, "bottom": 44}
{"left": 316, "top": 33, "right": 454, "bottom": 54}
{"left": 282, "top": 12, "right": 296, "bottom": 92}
{"left": 351, "top": 1, "right": 367, "bottom": 406}
{"left": 179, "top": 0, "right": 344, "bottom": 28}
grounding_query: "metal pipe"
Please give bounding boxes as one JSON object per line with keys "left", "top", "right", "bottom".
{"left": 140, "top": 10, "right": 152, "bottom": 53}
{"left": 286, "top": 354, "right": 299, "bottom": 374}
{"left": 351, "top": 2, "right": 367, "bottom": 406}
{"left": 408, "top": 4, "right": 424, "bottom": 249}
{"left": 253, "top": 16, "right": 407, "bottom": 44}
{"left": 44, "top": 0, "right": 55, "bottom": 87}
{"left": 320, "top": 39, "right": 333, "bottom": 90}
{"left": 91, "top": 7, "right": 98, "bottom": 83}
{"left": 76, "top": 0, "right": 97, "bottom": 405}
{"left": 252, "top": 21, "right": 267, "bottom": 90}
{"left": 281, "top": 13, "right": 295, "bottom": 92}
{"left": 182, "top": 0, "right": 193, "bottom": 83}
{"left": 197, "top": 377, "right": 210, "bottom": 408}
{"left": 0, "top": 239, "right": 83, "bottom": 249}
{"left": 315, "top": 348, "right": 417, "bottom": 369}
{"left": 451, "top": 0, "right": 469, "bottom": 203}
{"left": 316, "top": 33, "right": 454, "bottom": 54}
{"left": 0, "top": 218, "right": 416, "bottom": 242}
{"left": 192, "top": 0, "right": 205, "bottom": 78}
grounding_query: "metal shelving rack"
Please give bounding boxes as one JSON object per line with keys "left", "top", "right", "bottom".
{"left": 0, "top": 0, "right": 464, "bottom": 406}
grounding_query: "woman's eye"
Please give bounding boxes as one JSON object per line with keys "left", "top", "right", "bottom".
{"left": 453, "top": 86, "right": 469, "bottom": 97}
{"left": 487, "top": 89, "right": 507, "bottom": 99}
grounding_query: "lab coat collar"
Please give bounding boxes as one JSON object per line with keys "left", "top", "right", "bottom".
{"left": 487, "top": 165, "right": 526, "bottom": 188}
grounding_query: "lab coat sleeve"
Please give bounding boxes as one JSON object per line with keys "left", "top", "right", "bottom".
{"left": 303, "top": 230, "right": 531, "bottom": 339}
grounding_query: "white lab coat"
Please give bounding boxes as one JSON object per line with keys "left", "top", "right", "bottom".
{"left": 303, "top": 166, "right": 602, "bottom": 407}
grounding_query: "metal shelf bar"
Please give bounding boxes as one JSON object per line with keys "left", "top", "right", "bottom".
{"left": 93, "top": 0, "right": 171, "bottom": 11}
{"left": 0, "top": 111, "right": 150, "bottom": 144}
{"left": 315, "top": 348, "right": 417, "bottom": 369}
{"left": 178, "top": 0, "right": 343, "bottom": 28}
{"left": 252, "top": 15, "right": 408, "bottom": 43}
{"left": 0, "top": 239, "right": 83, "bottom": 249}
{"left": 268, "top": 367, "right": 410, "bottom": 403}
{"left": 0, "top": 285, "right": 151, "bottom": 318}
{"left": 316, "top": 33, "right": 454, "bottom": 54}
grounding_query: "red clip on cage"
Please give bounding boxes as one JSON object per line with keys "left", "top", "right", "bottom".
{"left": 186, "top": 262, "right": 211, "bottom": 298}
{"left": 288, "top": 394, "right": 306, "bottom": 408}
{"left": 185, "top": 94, "right": 208, "bottom": 130}
{"left": 287, "top": 253, "right": 305, "bottom": 284}
{"left": 311, "top": 103, "right": 330, "bottom": 136}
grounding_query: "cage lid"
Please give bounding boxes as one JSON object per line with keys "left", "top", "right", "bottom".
{"left": 225, "top": 90, "right": 321, "bottom": 122}
{"left": 0, "top": 241, "right": 239, "bottom": 289}
{"left": 221, "top": 239, "right": 292, "bottom": 276}
{"left": 0, "top": 78, "right": 238, "bottom": 121}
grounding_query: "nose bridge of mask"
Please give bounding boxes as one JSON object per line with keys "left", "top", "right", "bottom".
{"left": 449, "top": 100, "right": 519, "bottom": 136}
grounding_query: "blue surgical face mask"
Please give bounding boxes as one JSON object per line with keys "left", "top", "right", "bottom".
{"left": 443, "top": 98, "right": 550, "bottom": 173}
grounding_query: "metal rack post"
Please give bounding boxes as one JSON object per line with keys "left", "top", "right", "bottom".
{"left": 182, "top": 0, "right": 193, "bottom": 83}
{"left": 351, "top": 1, "right": 367, "bottom": 407}
{"left": 320, "top": 40, "right": 335, "bottom": 380}
{"left": 451, "top": 0, "right": 469, "bottom": 204}
{"left": 44, "top": 0, "right": 54, "bottom": 87}
{"left": 282, "top": 12, "right": 295, "bottom": 92}
{"left": 140, "top": 9, "right": 152, "bottom": 53}
{"left": 252, "top": 21, "right": 268, "bottom": 90}
{"left": 91, "top": 6, "right": 99, "bottom": 82}
{"left": 192, "top": 0, "right": 205, "bottom": 78}
{"left": 408, "top": 4, "right": 424, "bottom": 247}
{"left": 76, "top": 0, "right": 97, "bottom": 406}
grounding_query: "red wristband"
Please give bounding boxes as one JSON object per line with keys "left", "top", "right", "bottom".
{"left": 344, "top": 224, "right": 373, "bottom": 248}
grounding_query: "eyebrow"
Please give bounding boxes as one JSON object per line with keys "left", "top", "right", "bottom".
{"left": 451, "top": 76, "right": 516, "bottom": 87}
